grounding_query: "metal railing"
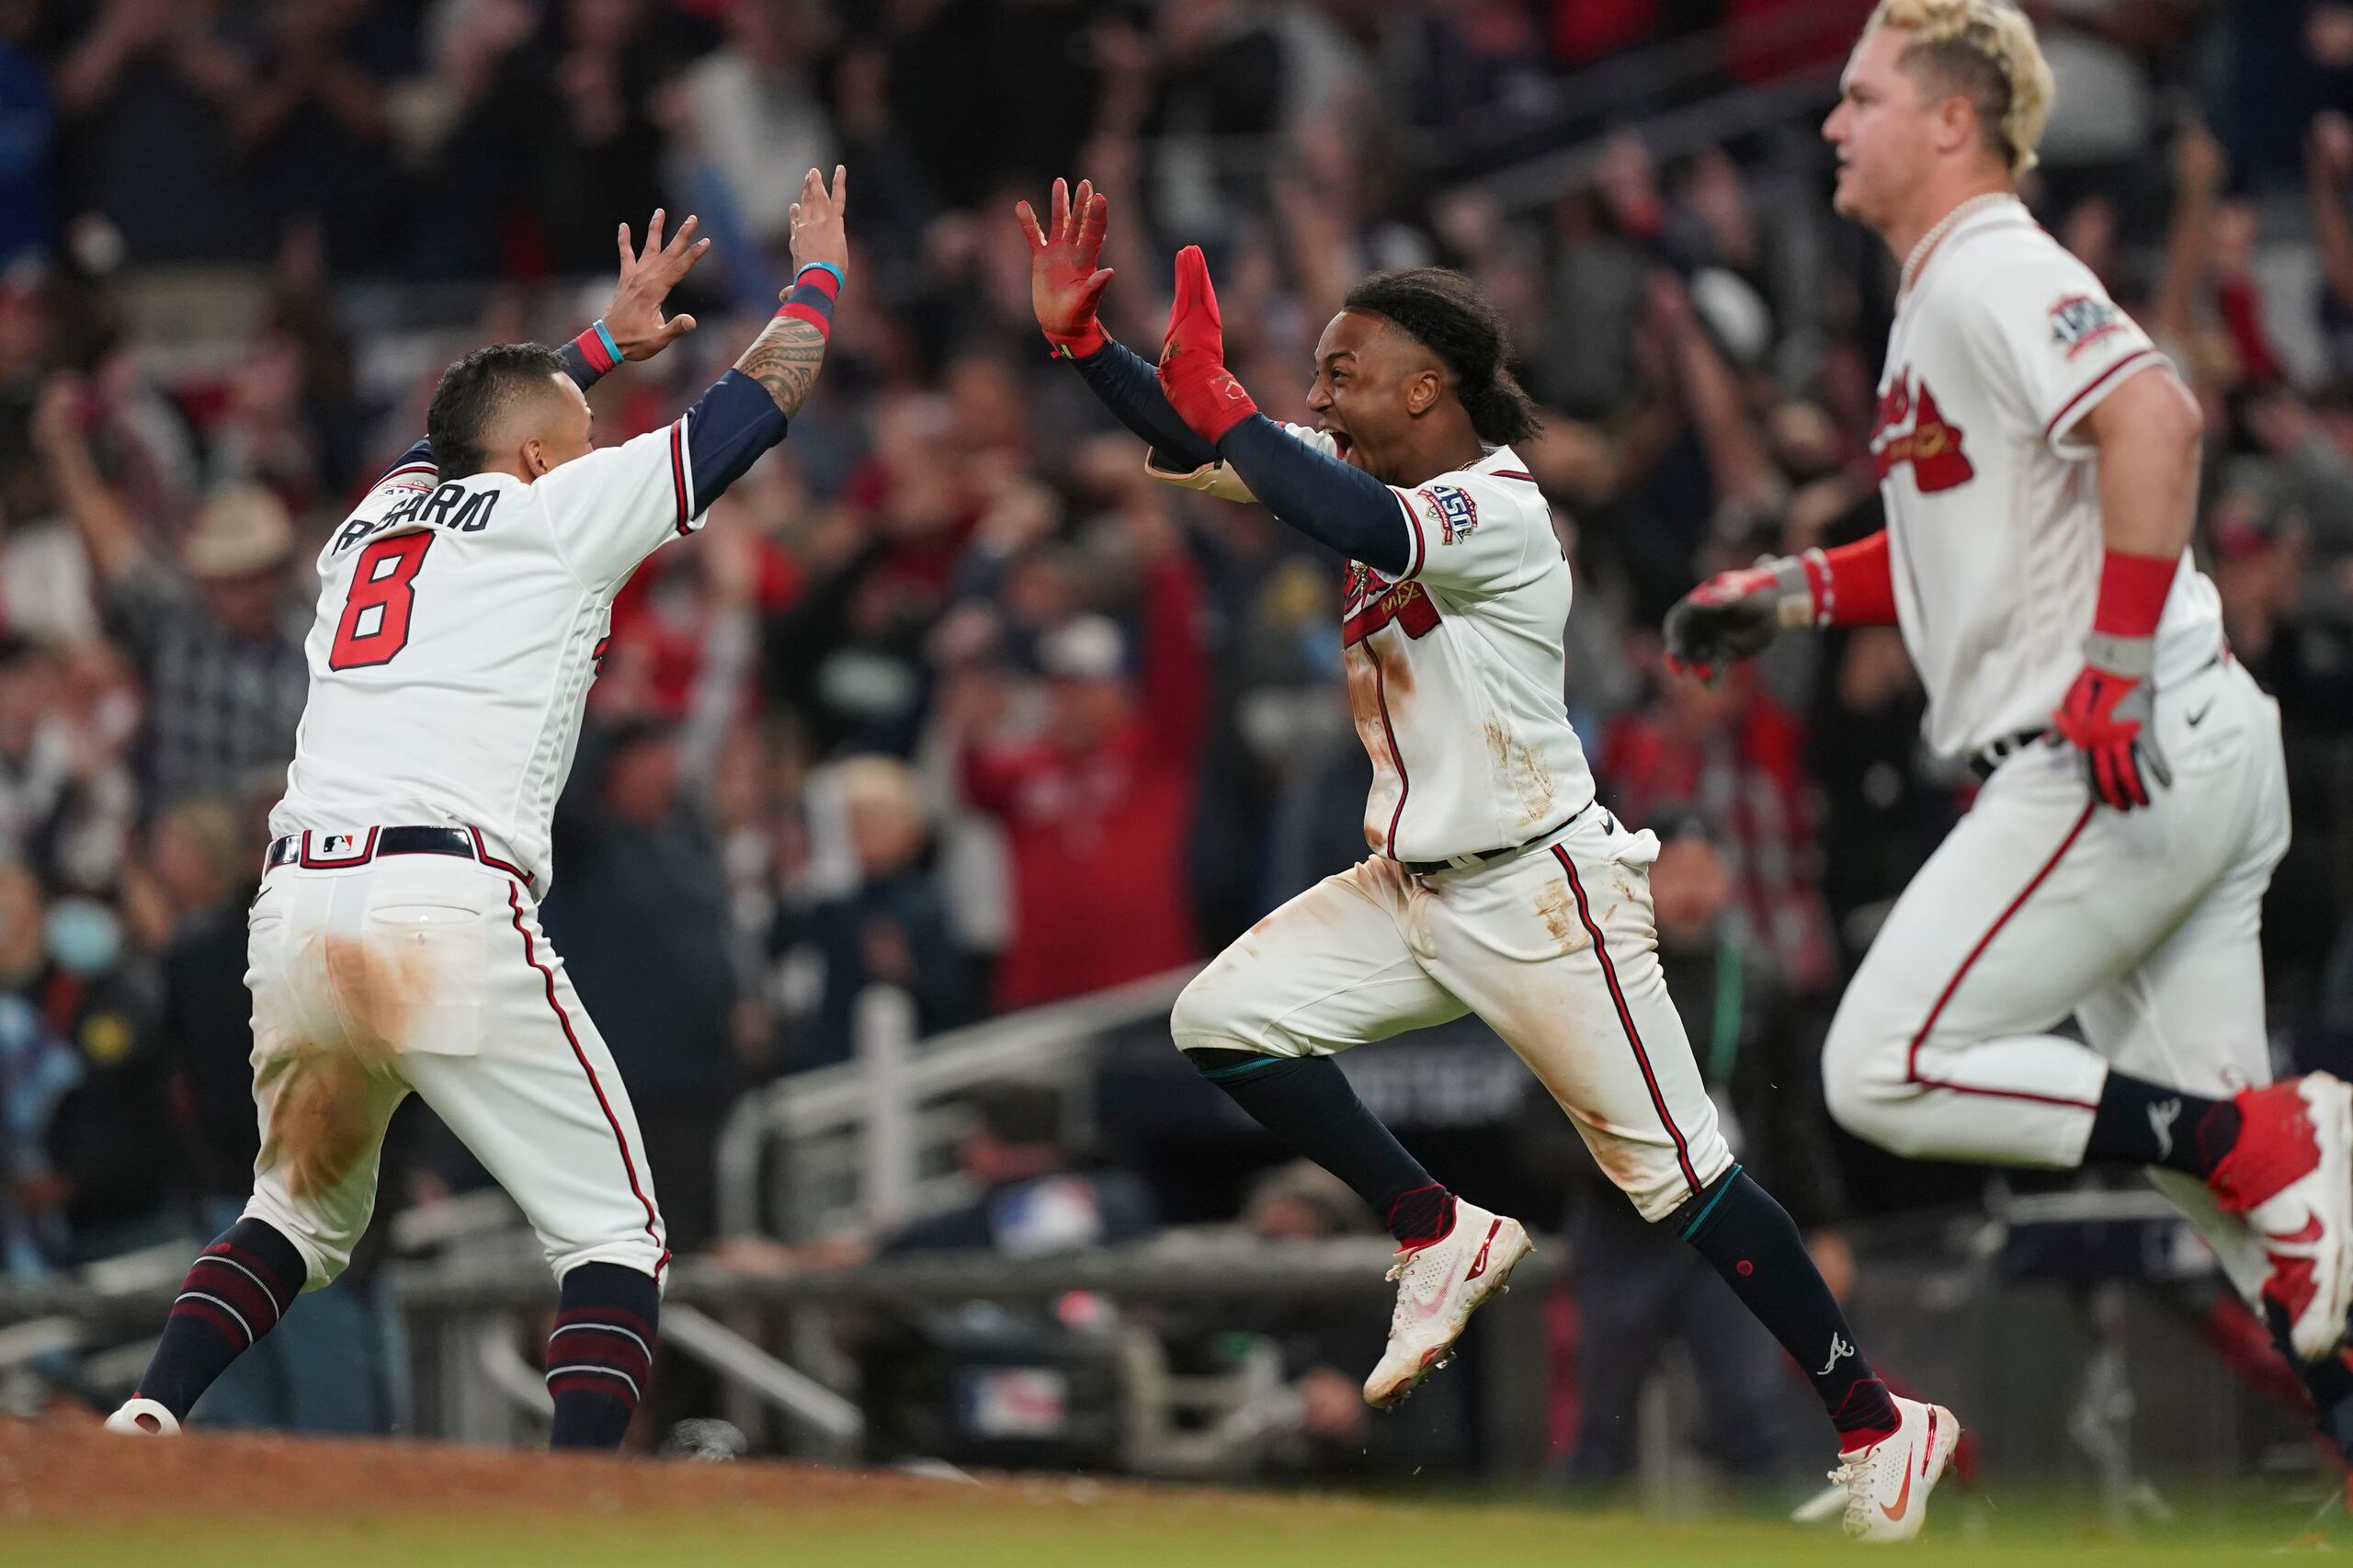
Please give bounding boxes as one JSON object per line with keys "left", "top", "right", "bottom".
{"left": 714, "top": 966, "right": 1198, "bottom": 1243}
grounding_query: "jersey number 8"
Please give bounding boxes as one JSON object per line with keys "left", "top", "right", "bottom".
{"left": 329, "top": 532, "right": 434, "bottom": 670}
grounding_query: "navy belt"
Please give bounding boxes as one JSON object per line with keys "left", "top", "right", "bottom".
{"left": 265, "top": 825, "right": 532, "bottom": 883}
{"left": 1968, "top": 730, "right": 2046, "bottom": 783}
{"left": 1396, "top": 801, "right": 1594, "bottom": 877}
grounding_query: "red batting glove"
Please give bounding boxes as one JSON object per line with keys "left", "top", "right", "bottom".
{"left": 2049, "top": 636, "right": 2172, "bottom": 811}
{"left": 1156, "top": 245, "right": 1259, "bottom": 444}
{"left": 1016, "top": 177, "right": 1115, "bottom": 358}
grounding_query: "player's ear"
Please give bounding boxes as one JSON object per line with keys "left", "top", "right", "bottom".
{"left": 1404, "top": 369, "right": 1441, "bottom": 417}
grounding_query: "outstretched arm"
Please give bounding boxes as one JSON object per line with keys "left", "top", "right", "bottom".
{"left": 375, "top": 209, "right": 715, "bottom": 483}
{"left": 1016, "top": 177, "right": 1217, "bottom": 470}
{"left": 732, "top": 165, "right": 845, "bottom": 422}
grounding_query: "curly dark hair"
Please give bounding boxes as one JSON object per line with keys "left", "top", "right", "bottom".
{"left": 426, "top": 342, "right": 570, "bottom": 480}
{"left": 1340, "top": 267, "right": 1542, "bottom": 447}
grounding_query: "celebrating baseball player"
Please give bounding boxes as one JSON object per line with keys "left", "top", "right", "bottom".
{"left": 103, "top": 171, "right": 848, "bottom": 1449}
{"left": 1665, "top": 0, "right": 2353, "bottom": 1442}
{"left": 1017, "top": 179, "right": 1959, "bottom": 1540}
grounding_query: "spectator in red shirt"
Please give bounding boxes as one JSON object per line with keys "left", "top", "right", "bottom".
{"left": 1599, "top": 665, "right": 1836, "bottom": 994}
{"left": 950, "top": 531, "right": 1207, "bottom": 1011}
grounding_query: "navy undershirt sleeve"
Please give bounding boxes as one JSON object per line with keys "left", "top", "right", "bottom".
{"left": 372, "top": 437, "right": 434, "bottom": 483}
{"left": 683, "top": 369, "right": 790, "bottom": 508}
{"left": 1216, "top": 415, "right": 1413, "bottom": 577}
{"left": 1069, "top": 340, "right": 1217, "bottom": 472}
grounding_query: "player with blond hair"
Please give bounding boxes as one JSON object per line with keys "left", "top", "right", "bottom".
{"left": 1668, "top": 0, "right": 2353, "bottom": 1447}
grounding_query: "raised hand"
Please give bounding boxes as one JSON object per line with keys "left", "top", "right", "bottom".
{"left": 1015, "top": 176, "right": 1114, "bottom": 355}
{"left": 1662, "top": 555, "right": 1821, "bottom": 684}
{"left": 1155, "top": 245, "right": 1257, "bottom": 443}
{"left": 788, "top": 165, "right": 848, "bottom": 280}
{"left": 604, "top": 209, "right": 711, "bottom": 362}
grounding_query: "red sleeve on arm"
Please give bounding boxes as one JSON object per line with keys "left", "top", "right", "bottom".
{"left": 1803, "top": 532, "right": 1899, "bottom": 628}
{"left": 1138, "top": 552, "right": 1209, "bottom": 763}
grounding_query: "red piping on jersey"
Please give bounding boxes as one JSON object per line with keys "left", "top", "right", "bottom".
{"left": 2044, "top": 348, "right": 2165, "bottom": 443}
{"left": 297, "top": 826, "right": 380, "bottom": 869}
{"left": 1552, "top": 844, "right": 1702, "bottom": 1195}
{"left": 506, "top": 881, "right": 670, "bottom": 1278}
{"left": 468, "top": 825, "right": 535, "bottom": 886}
{"left": 376, "top": 463, "right": 435, "bottom": 488}
{"left": 1490, "top": 470, "right": 1539, "bottom": 483}
{"left": 667, "top": 421, "right": 689, "bottom": 537}
{"left": 1372, "top": 654, "right": 1411, "bottom": 854}
{"left": 1903, "top": 802, "right": 2099, "bottom": 1110}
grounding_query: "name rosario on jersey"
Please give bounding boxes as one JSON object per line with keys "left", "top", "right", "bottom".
{"left": 332, "top": 481, "right": 503, "bottom": 554}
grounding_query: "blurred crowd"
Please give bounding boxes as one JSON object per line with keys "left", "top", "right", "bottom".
{"left": 2, "top": 0, "right": 2353, "bottom": 1462}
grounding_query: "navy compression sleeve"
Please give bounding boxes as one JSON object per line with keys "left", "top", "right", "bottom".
{"left": 1216, "top": 415, "right": 1413, "bottom": 577}
{"left": 682, "top": 369, "right": 790, "bottom": 507}
{"left": 1069, "top": 340, "right": 1218, "bottom": 472}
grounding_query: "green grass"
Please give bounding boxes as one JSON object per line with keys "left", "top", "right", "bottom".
{"left": 11, "top": 1490, "right": 2334, "bottom": 1568}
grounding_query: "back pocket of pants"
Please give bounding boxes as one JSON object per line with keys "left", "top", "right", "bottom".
{"left": 347, "top": 903, "right": 485, "bottom": 1058}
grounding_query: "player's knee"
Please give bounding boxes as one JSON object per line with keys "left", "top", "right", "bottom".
{"left": 239, "top": 1193, "right": 350, "bottom": 1292}
{"left": 1820, "top": 1011, "right": 1917, "bottom": 1153}
{"left": 1170, "top": 967, "right": 1254, "bottom": 1054}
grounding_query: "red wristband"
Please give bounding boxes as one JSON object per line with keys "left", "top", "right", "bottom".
{"left": 1802, "top": 533, "right": 1897, "bottom": 627}
{"left": 2091, "top": 549, "right": 2177, "bottom": 639}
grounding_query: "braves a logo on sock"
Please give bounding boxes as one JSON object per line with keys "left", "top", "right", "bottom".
{"left": 1820, "top": 1333, "right": 1855, "bottom": 1377}
{"left": 2147, "top": 1097, "right": 2182, "bottom": 1162}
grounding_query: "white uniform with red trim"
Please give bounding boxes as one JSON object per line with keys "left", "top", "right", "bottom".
{"left": 244, "top": 419, "right": 706, "bottom": 1290}
{"left": 1164, "top": 435, "right": 1731, "bottom": 1221}
{"left": 1822, "top": 196, "right": 2292, "bottom": 1303}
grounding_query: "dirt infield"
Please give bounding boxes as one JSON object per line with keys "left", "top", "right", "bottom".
{"left": 0, "top": 1415, "right": 2305, "bottom": 1568}
{"left": 0, "top": 1412, "right": 1007, "bottom": 1519}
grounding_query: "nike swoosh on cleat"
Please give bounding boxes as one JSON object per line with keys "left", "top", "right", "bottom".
{"left": 1462, "top": 1220, "right": 1503, "bottom": 1282}
{"left": 1882, "top": 1460, "right": 1915, "bottom": 1524}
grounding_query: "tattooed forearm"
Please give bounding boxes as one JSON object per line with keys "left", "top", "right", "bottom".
{"left": 735, "top": 317, "right": 829, "bottom": 418}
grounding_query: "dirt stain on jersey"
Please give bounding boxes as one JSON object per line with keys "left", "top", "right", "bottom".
{"left": 1534, "top": 883, "right": 1589, "bottom": 956}
{"left": 1483, "top": 719, "right": 1557, "bottom": 829}
{"left": 320, "top": 933, "right": 422, "bottom": 1061}
{"left": 256, "top": 1047, "right": 381, "bottom": 1199}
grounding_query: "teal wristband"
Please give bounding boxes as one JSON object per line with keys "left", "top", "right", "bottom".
{"left": 795, "top": 261, "right": 847, "bottom": 291}
{"left": 592, "top": 319, "right": 622, "bottom": 363}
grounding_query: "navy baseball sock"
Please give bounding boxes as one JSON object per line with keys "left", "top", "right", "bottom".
{"left": 547, "top": 1262, "right": 660, "bottom": 1449}
{"left": 136, "top": 1217, "right": 306, "bottom": 1420}
{"left": 1186, "top": 1048, "right": 1455, "bottom": 1246}
{"left": 1673, "top": 1165, "right": 1899, "bottom": 1449}
{"left": 2082, "top": 1071, "right": 2240, "bottom": 1176}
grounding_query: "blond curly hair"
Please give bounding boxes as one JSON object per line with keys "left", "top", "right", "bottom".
{"left": 1866, "top": 0, "right": 2055, "bottom": 178}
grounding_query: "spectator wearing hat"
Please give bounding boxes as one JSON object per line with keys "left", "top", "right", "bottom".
{"left": 36, "top": 381, "right": 309, "bottom": 812}
{"left": 948, "top": 532, "right": 1208, "bottom": 1011}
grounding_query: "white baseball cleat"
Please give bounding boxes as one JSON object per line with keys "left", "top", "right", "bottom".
{"left": 1361, "top": 1199, "right": 1532, "bottom": 1409}
{"left": 103, "top": 1397, "right": 180, "bottom": 1437}
{"left": 1830, "top": 1395, "right": 1960, "bottom": 1543}
{"left": 2209, "top": 1074, "right": 2353, "bottom": 1362}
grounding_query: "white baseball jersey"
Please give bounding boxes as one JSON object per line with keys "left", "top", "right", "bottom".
{"left": 1162, "top": 430, "right": 1592, "bottom": 862}
{"left": 272, "top": 419, "right": 706, "bottom": 890}
{"left": 1869, "top": 195, "right": 2224, "bottom": 759}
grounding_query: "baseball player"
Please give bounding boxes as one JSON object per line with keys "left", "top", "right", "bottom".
{"left": 104, "top": 171, "right": 848, "bottom": 1449}
{"left": 1017, "top": 180, "right": 1960, "bottom": 1540}
{"left": 1664, "top": 0, "right": 2353, "bottom": 1426}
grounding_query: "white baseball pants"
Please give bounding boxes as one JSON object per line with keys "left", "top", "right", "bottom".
{"left": 240, "top": 850, "right": 669, "bottom": 1290}
{"left": 1173, "top": 807, "right": 1733, "bottom": 1221}
{"left": 1823, "top": 656, "right": 2290, "bottom": 1297}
